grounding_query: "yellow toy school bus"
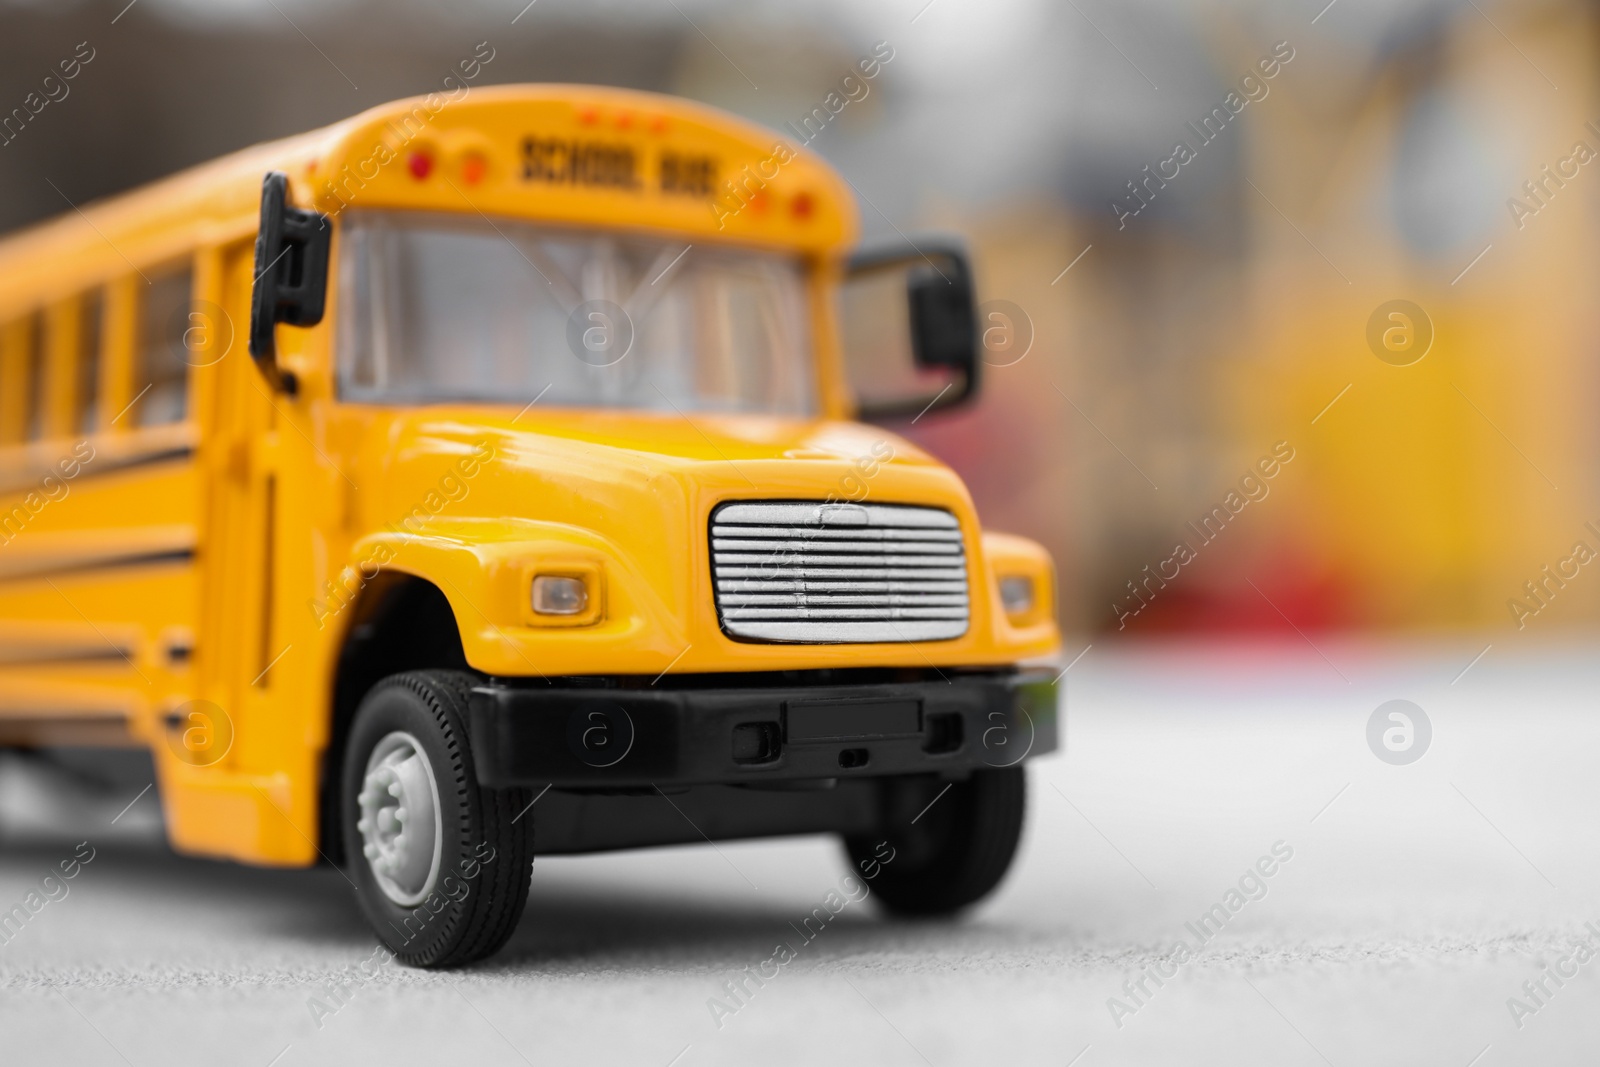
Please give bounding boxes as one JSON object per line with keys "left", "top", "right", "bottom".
{"left": 0, "top": 83, "right": 1060, "bottom": 966}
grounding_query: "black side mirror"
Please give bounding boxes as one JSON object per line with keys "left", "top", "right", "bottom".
{"left": 248, "top": 171, "right": 331, "bottom": 394}
{"left": 845, "top": 240, "right": 979, "bottom": 420}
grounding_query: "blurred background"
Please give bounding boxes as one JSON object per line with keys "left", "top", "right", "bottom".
{"left": 1, "top": 0, "right": 1593, "bottom": 640}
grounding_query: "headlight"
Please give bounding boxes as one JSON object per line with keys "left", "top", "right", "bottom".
{"left": 998, "top": 576, "right": 1035, "bottom": 618}
{"left": 532, "top": 574, "right": 589, "bottom": 616}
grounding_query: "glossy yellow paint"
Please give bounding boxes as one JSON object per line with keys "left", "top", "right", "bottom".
{"left": 0, "top": 86, "right": 1060, "bottom": 867}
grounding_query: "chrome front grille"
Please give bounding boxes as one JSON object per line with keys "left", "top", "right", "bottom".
{"left": 710, "top": 501, "right": 970, "bottom": 643}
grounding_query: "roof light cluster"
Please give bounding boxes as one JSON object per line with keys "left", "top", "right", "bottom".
{"left": 403, "top": 146, "right": 492, "bottom": 186}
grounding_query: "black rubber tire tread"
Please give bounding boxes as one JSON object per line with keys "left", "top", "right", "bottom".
{"left": 340, "top": 670, "right": 533, "bottom": 968}
{"left": 850, "top": 766, "right": 1027, "bottom": 917}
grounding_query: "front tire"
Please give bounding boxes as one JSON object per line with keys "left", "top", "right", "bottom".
{"left": 846, "top": 766, "right": 1027, "bottom": 917}
{"left": 340, "top": 670, "right": 534, "bottom": 968}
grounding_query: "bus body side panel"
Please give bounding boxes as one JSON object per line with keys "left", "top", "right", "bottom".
{"left": 0, "top": 410, "right": 199, "bottom": 754}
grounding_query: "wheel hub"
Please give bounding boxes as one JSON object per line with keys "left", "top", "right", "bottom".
{"left": 356, "top": 731, "right": 443, "bottom": 906}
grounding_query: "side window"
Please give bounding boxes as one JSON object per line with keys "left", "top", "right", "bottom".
{"left": 76, "top": 290, "right": 103, "bottom": 435}
{"left": 135, "top": 265, "right": 193, "bottom": 427}
{"left": 23, "top": 312, "right": 45, "bottom": 441}
{"left": 0, "top": 316, "right": 28, "bottom": 445}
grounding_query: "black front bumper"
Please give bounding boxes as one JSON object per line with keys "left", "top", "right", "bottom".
{"left": 467, "top": 669, "right": 1059, "bottom": 789}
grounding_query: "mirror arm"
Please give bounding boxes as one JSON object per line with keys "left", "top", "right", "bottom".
{"left": 854, "top": 367, "right": 976, "bottom": 421}
{"left": 846, "top": 239, "right": 968, "bottom": 278}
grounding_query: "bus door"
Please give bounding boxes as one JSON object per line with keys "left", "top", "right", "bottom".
{"left": 184, "top": 241, "right": 283, "bottom": 774}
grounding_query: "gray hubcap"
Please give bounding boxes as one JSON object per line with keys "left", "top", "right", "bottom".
{"left": 356, "top": 731, "right": 443, "bottom": 906}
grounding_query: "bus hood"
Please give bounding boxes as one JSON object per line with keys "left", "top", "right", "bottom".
{"left": 335, "top": 406, "right": 1055, "bottom": 676}
{"left": 363, "top": 408, "right": 971, "bottom": 518}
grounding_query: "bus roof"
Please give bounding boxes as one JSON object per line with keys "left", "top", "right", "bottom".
{"left": 0, "top": 84, "right": 859, "bottom": 318}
